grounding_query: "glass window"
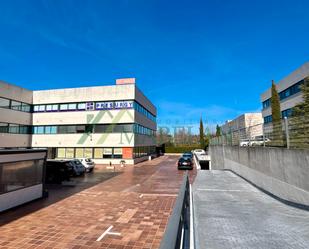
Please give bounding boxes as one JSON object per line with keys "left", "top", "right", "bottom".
{"left": 36, "top": 126, "right": 45, "bottom": 134}
{"left": 103, "top": 148, "right": 113, "bottom": 158}
{"left": 67, "top": 126, "right": 76, "bottom": 133}
{"left": 60, "top": 104, "right": 68, "bottom": 110}
{"left": 45, "top": 126, "right": 57, "bottom": 134}
{"left": 76, "top": 125, "right": 86, "bottom": 133}
{"left": 57, "top": 148, "right": 66, "bottom": 158}
{"left": 0, "top": 160, "right": 44, "bottom": 194}
{"left": 46, "top": 104, "right": 58, "bottom": 111}
{"left": 113, "top": 148, "right": 122, "bottom": 159}
{"left": 34, "top": 105, "right": 39, "bottom": 112}
{"left": 66, "top": 148, "right": 74, "bottom": 158}
{"left": 19, "top": 125, "right": 30, "bottom": 134}
{"left": 77, "top": 103, "right": 86, "bottom": 110}
{"left": 68, "top": 103, "right": 77, "bottom": 110}
{"left": 58, "top": 126, "right": 76, "bottom": 133}
{"left": 21, "top": 103, "right": 31, "bottom": 112}
{"left": 38, "top": 105, "right": 45, "bottom": 112}
{"left": 0, "top": 97, "right": 10, "bottom": 109}
{"left": 11, "top": 101, "right": 22, "bottom": 111}
{"left": 8, "top": 124, "right": 19, "bottom": 133}
{"left": 94, "top": 124, "right": 108, "bottom": 133}
{"left": 94, "top": 148, "right": 103, "bottom": 158}
{"left": 0, "top": 123, "right": 8, "bottom": 133}
{"left": 123, "top": 124, "right": 133, "bottom": 132}
{"left": 75, "top": 148, "right": 84, "bottom": 158}
{"left": 84, "top": 148, "right": 93, "bottom": 158}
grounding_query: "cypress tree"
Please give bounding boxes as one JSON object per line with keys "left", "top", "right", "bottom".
{"left": 271, "top": 80, "right": 283, "bottom": 145}
{"left": 216, "top": 124, "right": 221, "bottom": 137}
{"left": 290, "top": 77, "right": 309, "bottom": 148}
{"left": 199, "top": 117, "right": 205, "bottom": 149}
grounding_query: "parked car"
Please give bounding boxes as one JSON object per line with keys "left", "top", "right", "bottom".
{"left": 182, "top": 152, "right": 193, "bottom": 159}
{"left": 69, "top": 159, "right": 86, "bottom": 176}
{"left": 193, "top": 149, "right": 205, "bottom": 156}
{"left": 45, "top": 160, "right": 74, "bottom": 183}
{"left": 240, "top": 138, "right": 271, "bottom": 146}
{"left": 78, "top": 158, "right": 95, "bottom": 172}
{"left": 178, "top": 157, "right": 193, "bottom": 170}
{"left": 240, "top": 139, "right": 250, "bottom": 146}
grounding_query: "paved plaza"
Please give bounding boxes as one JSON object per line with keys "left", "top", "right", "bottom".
{"left": 193, "top": 170, "right": 309, "bottom": 249}
{"left": 0, "top": 156, "right": 195, "bottom": 249}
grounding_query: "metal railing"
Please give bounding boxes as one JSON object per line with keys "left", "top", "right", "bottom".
{"left": 210, "top": 114, "right": 309, "bottom": 149}
{"left": 159, "top": 172, "right": 192, "bottom": 249}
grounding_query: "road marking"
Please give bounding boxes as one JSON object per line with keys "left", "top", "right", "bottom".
{"left": 197, "top": 188, "right": 252, "bottom": 192}
{"left": 96, "top": 225, "right": 121, "bottom": 242}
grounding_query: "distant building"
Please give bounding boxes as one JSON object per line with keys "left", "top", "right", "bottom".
{"left": 261, "top": 62, "right": 309, "bottom": 123}
{"left": 0, "top": 78, "right": 157, "bottom": 164}
{"left": 221, "top": 113, "right": 263, "bottom": 139}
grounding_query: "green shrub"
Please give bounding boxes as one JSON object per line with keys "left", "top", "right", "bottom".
{"left": 165, "top": 145, "right": 199, "bottom": 153}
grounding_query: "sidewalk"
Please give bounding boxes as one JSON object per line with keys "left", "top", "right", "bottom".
{"left": 193, "top": 170, "right": 309, "bottom": 249}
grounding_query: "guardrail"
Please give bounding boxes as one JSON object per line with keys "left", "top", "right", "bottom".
{"left": 159, "top": 172, "right": 192, "bottom": 249}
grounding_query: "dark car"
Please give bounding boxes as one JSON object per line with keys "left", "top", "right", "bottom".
{"left": 45, "top": 160, "right": 74, "bottom": 183}
{"left": 182, "top": 152, "right": 193, "bottom": 159}
{"left": 178, "top": 157, "right": 193, "bottom": 170}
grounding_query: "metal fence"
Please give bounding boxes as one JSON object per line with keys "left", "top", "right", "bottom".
{"left": 210, "top": 115, "right": 309, "bottom": 149}
{"left": 159, "top": 172, "right": 192, "bottom": 249}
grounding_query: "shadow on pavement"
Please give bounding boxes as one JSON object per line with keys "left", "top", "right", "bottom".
{"left": 0, "top": 167, "right": 121, "bottom": 226}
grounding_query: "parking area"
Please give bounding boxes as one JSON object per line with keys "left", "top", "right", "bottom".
{"left": 0, "top": 155, "right": 196, "bottom": 249}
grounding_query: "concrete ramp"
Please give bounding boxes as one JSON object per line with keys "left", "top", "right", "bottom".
{"left": 193, "top": 170, "right": 309, "bottom": 249}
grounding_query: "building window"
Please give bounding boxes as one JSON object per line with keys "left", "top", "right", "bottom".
{"left": 103, "top": 148, "right": 113, "bottom": 158}
{"left": 84, "top": 148, "right": 93, "bottom": 158}
{"left": 264, "top": 115, "right": 272, "bottom": 124}
{"left": 94, "top": 148, "right": 104, "bottom": 158}
{"left": 45, "top": 126, "right": 57, "bottom": 134}
{"left": 65, "top": 148, "right": 74, "bottom": 158}
{"left": 75, "top": 148, "right": 84, "bottom": 158}
{"left": 262, "top": 99, "right": 270, "bottom": 109}
{"left": 60, "top": 104, "right": 68, "bottom": 111}
{"left": 33, "top": 126, "right": 45, "bottom": 134}
{"left": 77, "top": 103, "right": 86, "bottom": 110}
{"left": 57, "top": 148, "right": 66, "bottom": 158}
{"left": 68, "top": 103, "right": 77, "bottom": 110}
{"left": 0, "top": 160, "right": 44, "bottom": 194}
{"left": 8, "top": 124, "right": 19, "bottom": 134}
{"left": 0, "top": 97, "right": 10, "bottom": 109}
{"left": 21, "top": 103, "right": 31, "bottom": 112}
{"left": 282, "top": 109, "right": 292, "bottom": 118}
{"left": 46, "top": 104, "right": 58, "bottom": 111}
{"left": 0, "top": 123, "right": 8, "bottom": 133}
{"left": 113, "top": 148, "right": 123, "bottom": 159}
{"left": 11, "top": 101, "right": 22, "bottom": 111}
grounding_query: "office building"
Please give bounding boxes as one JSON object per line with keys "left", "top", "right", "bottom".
{"left": 0, "top": 78, "right": 157, "bottom": 164}
{"left": 261, "top": 62, "right": 309, "bottom": 123}
{"left": 221, "top": 113, "right": 263, "bottom": 138}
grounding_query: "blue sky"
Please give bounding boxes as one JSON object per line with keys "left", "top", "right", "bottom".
{"left": 0, "top": 0, "right": 309, "bottom": 133}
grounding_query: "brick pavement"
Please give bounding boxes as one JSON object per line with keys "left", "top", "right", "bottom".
{"left": 0, "top": 155, "right": 195, "bottom": 249}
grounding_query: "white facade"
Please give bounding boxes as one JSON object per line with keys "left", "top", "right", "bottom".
{"left": 0, "top": 79, "right": 157, "bottom": 164}
{"left": 261, "top": 62, "right": 309, "bottom": 122}
{"left": 221, "top": 113, "right": 263, "bottom": 139}
{"left": 0, "top": 81, "right": 33, "bottom": 148}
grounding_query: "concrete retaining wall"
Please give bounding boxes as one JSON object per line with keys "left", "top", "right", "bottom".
{"left": 209, "top": 145, "right": 309, "bottom": 206}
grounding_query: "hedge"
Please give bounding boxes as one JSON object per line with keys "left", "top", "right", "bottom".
{"left": 165, "top": 146, "right": 200, "bottom": 153}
